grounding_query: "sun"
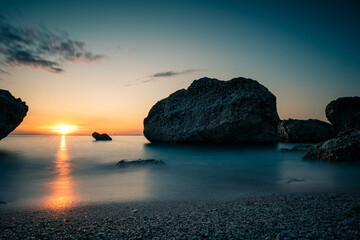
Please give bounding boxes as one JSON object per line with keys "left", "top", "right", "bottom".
{"left": 50, "top": 125, "right": 77, "bottom": 135}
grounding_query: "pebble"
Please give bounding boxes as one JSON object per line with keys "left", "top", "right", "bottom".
{"left": 0, "top": 193, "right": 359, "bottom": 239}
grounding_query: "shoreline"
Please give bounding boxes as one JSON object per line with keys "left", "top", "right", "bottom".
{"left": 1, "top": 192, "right": 359, "bottom": 239}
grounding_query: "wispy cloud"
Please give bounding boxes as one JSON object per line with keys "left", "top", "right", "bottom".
{"left": 151, "top": 69, "right": 200, "bottom": 78}
{"left": 0, "top": 17, "right": 107, "bottom": 75}
{"left": 122, "top": 69, "right": 202, "bottom": 87}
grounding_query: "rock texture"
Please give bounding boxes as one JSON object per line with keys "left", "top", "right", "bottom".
{"left": 92, "top": 132, "right": 112, "bottom": 141}
{"left": 0, "top": 89, "right": 28, "bottom": 140}
{"left": 303, "top": 129, "right": 360, "bottom": 162}
{"left": 280, "top": 144, "right": 312, "bottom": 152}
{"left": 325, "top": 97, "right": 360, "bottom": 132}
{"left": 143, "top": 77, "right": 280, "bottom": 143}
{"left": 116, "top": 159, "right": 165, "bottom": 168}
{"left": 278, "top": 119, "right": 335, "bottom": 142}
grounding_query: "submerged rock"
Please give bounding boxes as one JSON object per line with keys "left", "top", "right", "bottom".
{"left": 278, "top": 119, "right": 335, "bottom": 142}
{"left": 116, "top": 159, "right": 165, "bottom": 168}
{"left": 0, "top": 90, "right": 28, "bottom": 140}
{"left": 92, "top": 132, "right": 112, "bottom": 141}
{"left": 280, "top": 144, "right": 312, "bottom": 152}
{"left": 303, "top": 129, "right": 360, "bottom": 162}
{"left": 143, "top": 77, "right": 280, "bottom": 143}
{"left": 277, "top": 178, "right": 305, "bottom": 184}
{"left": 0, "top": 200, "right": 7, "bottom": 204}
{"left": 325, "top": 97, "right": 360, "bottom": 132}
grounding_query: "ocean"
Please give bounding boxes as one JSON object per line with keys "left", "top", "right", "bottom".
{"left": 1, "top": 135, "right": 360, "bottom": 209}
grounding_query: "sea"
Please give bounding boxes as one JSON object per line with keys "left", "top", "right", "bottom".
{"left": 1, "top": 135, "right": 360, "bottom": 209}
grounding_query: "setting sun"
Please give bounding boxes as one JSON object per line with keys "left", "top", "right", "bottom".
{"left": 50, "top": 125, "right": 78, "bottom": 135}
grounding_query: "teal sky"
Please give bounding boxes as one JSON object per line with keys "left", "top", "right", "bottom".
{"left": 1, "top": 0, "right": 359, "bottom": 134}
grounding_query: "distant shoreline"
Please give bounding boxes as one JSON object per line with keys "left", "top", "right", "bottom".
{"left": 1, "top": 192, "right": 359, "bottom": 239}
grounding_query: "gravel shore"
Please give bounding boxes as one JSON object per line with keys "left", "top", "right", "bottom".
{"left": 1, "top": 193, "right": 359, "bottom": 239}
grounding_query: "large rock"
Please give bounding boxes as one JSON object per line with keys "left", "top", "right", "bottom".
{"left": 92, "top": 132, "right": 112, "bottom": 141}
{"left": 303, "top": 129, "right": 360, "bottom": 162}
{"left": 0, "top": 90, "right": 28, "bottom": 140}
{"left": 278, "top": 119, "right": 335, "bottom": 142}
{"left": 325, "top": 97, "right": 360, "bottom": 132}
{"left": 143, "top": 77, "right": 280, "bottom": 143}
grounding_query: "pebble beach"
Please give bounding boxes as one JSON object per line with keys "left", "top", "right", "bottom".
{"left": 1, "top": 192, "right": 359, "bottom": 239}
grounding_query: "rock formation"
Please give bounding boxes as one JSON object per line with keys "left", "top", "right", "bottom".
{"left": 278, "top": 119, "right": 335, "bottom": 142}
{"left": 0, "top": 90, "right": 28, "bottom": 140}
{"left": 280, "top": 144, "right": 312, "bottom": 152}
{"left": 325, "top": 97, "right": 360, "bottom": 132}
{"left": 303, "top": 129, "right": 360, "bottom": 162}
{"left": 92, "top": 132, "right": 112, "bottom": 141}
{"left": 143, "top": 77, "right": 280, "bottom": 143}
{"left": 116, "top": 159, "right": 165, "bottom": 168}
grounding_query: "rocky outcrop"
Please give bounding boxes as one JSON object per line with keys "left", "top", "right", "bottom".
{"left": 143, "top": 77, "right": 280, "bottom": 143}
{"left": 0, "top": 90, "right": 28, "bottom": 140}
{"left": 116, "top": 159, "right": 165, "bottom": 168}
{"left": 303, "top": 129, "right": 360, "bottom": 162}
{"left": 92, "top": 132, "right": 112, "bottom": 141}
{"left": 325, "top": 97, "right": 360, "bottom": 132}
{"left": 280, "top": 144, "right": 312, "bottom": 152}
{"left": 278, "top": 119, "right": 335, "bottom": 143}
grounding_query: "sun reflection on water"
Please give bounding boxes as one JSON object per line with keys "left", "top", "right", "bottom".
{"left": 45, "top": 135, "right": 76, "bottom": 209}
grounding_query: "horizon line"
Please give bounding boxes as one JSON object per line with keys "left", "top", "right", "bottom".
{"left": 10, "top": 133, "right": 144, "bottom": 136}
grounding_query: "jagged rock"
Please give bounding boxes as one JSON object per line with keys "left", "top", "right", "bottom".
{"left": 303, "top": 129, "right": 360, "bottom": 162}
{"left": 280, "top": 144, "right": 312, "bottom": 152}
{"left": 116, "top": 159, "right": 165, "bottom": 168}
{"left": 325, "top": 97, "right": 360, "bottom": 132}
{"left": 92, "top": 132, "right": 112, "bottom": 141}
{"left": 143, "top": 77, "right": 280, "bottom": 143}
{"left": 278, "top": 119, "right": 335, "bottom": 142}
{"left": 0, "top": 89, "right": 28, "bottom": 140}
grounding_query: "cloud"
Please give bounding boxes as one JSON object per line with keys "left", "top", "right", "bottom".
{"left": 151, "top": 69, "right": 200, "bottom": 78}
{"left": 121, "top": 69, "right": 202, "bottom": 87}
{"left": 0, "top": 18, "right": 107, "bottom": 74}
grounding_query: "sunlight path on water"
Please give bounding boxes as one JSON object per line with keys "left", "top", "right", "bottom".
{"left": 45, "top": 136, "right": 76, "bottom": 210}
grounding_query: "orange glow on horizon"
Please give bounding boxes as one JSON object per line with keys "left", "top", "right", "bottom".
{"left": 48, "top": 125, "right": 78, "bottom": 135}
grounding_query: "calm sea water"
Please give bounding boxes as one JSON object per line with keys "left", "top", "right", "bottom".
{"left": 1, "top": 135, "right": 360, "bottom": 209}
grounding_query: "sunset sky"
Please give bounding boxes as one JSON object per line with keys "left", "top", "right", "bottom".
{"left": 1, "top": 0, "right": 359, "bottom": 135}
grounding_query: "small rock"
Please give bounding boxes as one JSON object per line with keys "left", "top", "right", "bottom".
{"left": 131, "top": 209, "right": 138, "bottom": 214}
{"left": 343, "top": 219, "right": 353, "bottom": 225}
{"left": 280, "top": 144, "right": 312, "bottom": 151}
{"left": 116, "top": 159, "right": 165, "bottom": 168}
{"left": 92, "top": 132, "right": 112, "bottom": 141}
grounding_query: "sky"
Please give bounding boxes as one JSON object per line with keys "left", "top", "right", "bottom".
{"left": 1, "top": 0, "right": 359, "bottom": 135}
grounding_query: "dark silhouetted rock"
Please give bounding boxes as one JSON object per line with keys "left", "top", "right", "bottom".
{"left": 92, "top": 132, "right": 112, "bottom": 141}
{"left": 278, "top": 119, "right": 335, "bottom": 143}
{"left": 303, "top": 129, "right": 360, "bottom": 162}
{"left": 143, "top": 77, "right": 280, "bottom": 143}
{"left": 280, "top": 144, "right": 312, "bottom": 152}
{"left": 0, "top": 200, "right": 7, "bottom": 204}
{"left": 277, "top": 178, "right": 305, "bottom": 184}
{"left": 325, "top": 97, "right": 360, "bottom": 132}
{"left": 0, "top": 90, "right": 28, "bottom": 140}
{"left": 116, "top": 159, "right": 165, "bottom": 168}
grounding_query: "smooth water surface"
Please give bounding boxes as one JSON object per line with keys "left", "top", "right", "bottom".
{"left": 1, "top": 135, "right": 360, "bottom": 209}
